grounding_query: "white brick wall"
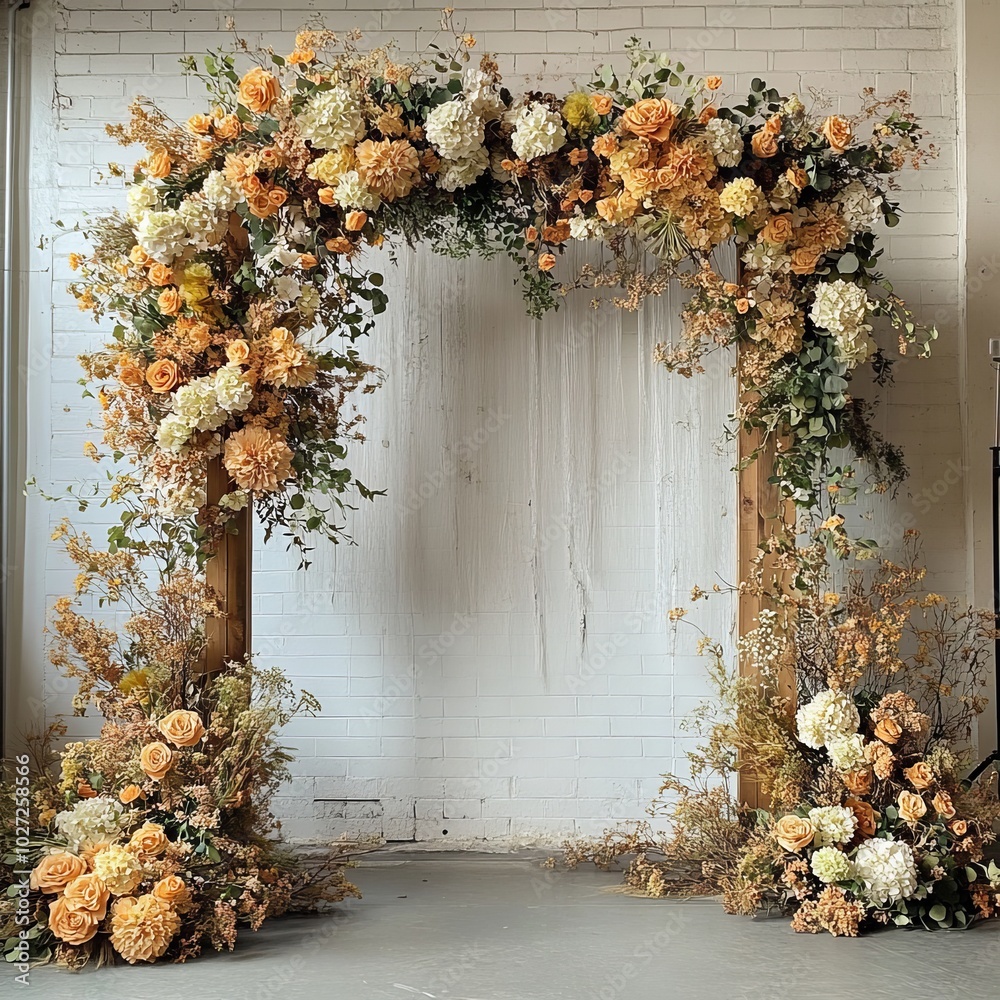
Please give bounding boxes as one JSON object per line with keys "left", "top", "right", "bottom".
{"left": 12, "top": 0, "right": 963, "bottom": 845}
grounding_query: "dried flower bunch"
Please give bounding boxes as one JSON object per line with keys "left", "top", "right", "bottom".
{"left": 68, "top": 16, "right": 935, "bottom": 562}
{"left": 566, "top": 533, "right": 1000, "bottom": 936}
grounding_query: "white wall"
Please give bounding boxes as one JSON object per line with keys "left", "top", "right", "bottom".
{"left": 10, "top": 0, "right": 964, "bottom": 845}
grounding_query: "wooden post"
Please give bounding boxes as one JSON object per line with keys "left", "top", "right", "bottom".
{"left": 204, "top": 456, "right": 252, "bottom": 675}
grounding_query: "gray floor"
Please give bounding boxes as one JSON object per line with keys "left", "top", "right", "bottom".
{"left": 20, "top": 853, "right": 1000, "bottom": 999}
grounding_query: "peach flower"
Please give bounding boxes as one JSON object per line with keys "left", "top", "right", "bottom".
{"left": 874, "top": 717, "right": 902, "bottom": 744}
{"left": 129, "top": 821, "right": 170, "bottom": 857}
{"left": 158, "top": 709, "right": 205, "bottom": 747}
{"left": 762, "top": 214, "right": 794, "bottom": 244}
{"left": 48, "top": 897, "right": 99, "bottom": 945}
{"left": 139, "top": 741, "right": 173, "bottom": 781}
{"left": 186, "top": 114, "right": 213, "bottom": 136}
{"left": 238, "top": 67, "right": 280, "bottom": 115}
{"left": 789, "top": 247, "right": 822, "bottom": 276}
{"left": 786, "top": 166, "right": 809, "bottom": 191}
{"left": 224, "top": 425, "right": 295, "bottom": 492}
{"left": 705, "top": 75, "right": 722, "bottom": 91}
{"left": 157, "top": 287, "right": 183, "bottom": 317}
{"left": 298, "top": 253, "right": 318, "bottom": 269}
{"left": 129, "top": 245, "right": 151, "bottom": 267}
{"left": 621, "top": 98, "right": 678, "bottom": 143}
{"left": 932, "top": 790, "right": 956, "bottom": 820}
{"left": 822, "top": 115, "right": 852, "bottom": 153}
{"left": 538, "top": 253, "right": 556, "bottom": 272}
{"left": 950, "top": 819, "right": 968, "bottom": 837}
{"left": 344, "top": 210, "right": 368, "bottom": 232}
{"left": 735, "top": 298, "right": 751, "bottom": 315}
{"left": 147, "top": 263, "right": 174, "bottom": 287}
{"left": 845, "top": 798, "right": 878, "bottom": 839}
{"left": 145, "top": 148, "right": 172, "bottom": 179}
{"left": 897, "top": 790, "right": 927, "bottom": 824}
{"left": 226, "top": 339, "right": 251, "bottom": 365}
{"left": 30, "top": 852, "right": 87, "bottom": 893}
{"left": 591, "top": 94, "right": 613, "bottom": 116}
{"left": 119, "top": 362, "right": 145, "bottom": 389}
{"left": 63, "top": 873, "right": 110, "bottom": 920}
{"left": 146, "top": 359, "right": 180, "bottom": 394}
{"left": 153, "top": 875, "right": 192, "bottom": 912}
{"left": 318, "top": 187, "right": 336, "bottom": 206}
{"left": 750, "top": 129, "right": 779, "bottom": 158}
{"left": 904, "top": 762, "right": 935, "bottom": 790}
{"left": 119, "top": 784, "right": 144, "bottom": 805}
{"left": 214, "top": 114, "right": 242, "bottom": 142}
{"left": 773, "top": 815, "right": 814, "bottom": 852}
{"left": 843, "top": 768, "right": 873, "bottom": 796}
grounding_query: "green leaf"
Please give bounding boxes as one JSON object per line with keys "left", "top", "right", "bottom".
{"left": 837, "top": 252, "right": 859, "bottom": 275}
{"left": 928, "top": 903, "right": 947, "bottom": 922}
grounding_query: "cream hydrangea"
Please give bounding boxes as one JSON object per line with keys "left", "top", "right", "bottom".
{"left": 719, "top": 177, "right": 764, "bottom": 218}
{"left": 810, "top": 846, "right": 853, "bottom": 884}
{"left": 569, "top": 215, "right": 602, "bottom": 241}
{"left": 425, "top": 100, "right": 485, "bottom": 160}
{"left": 135, "top": 210, "right": 189, "bottom": 264}
{"left": 306, "top": 147, "right": 356, "bottom": 185}
{"left": 156, "top": 414, "right": 192, "bottom": 453}
{"left": 827, "top": 732, "right": 868, "bottom": 772}
{"left": 178, "top": 198, "right": 225, "bottom": 250}
{"left": 213, "top": 366, "right": 254, "bottom": 413}
{"left": 296, "top": 85, "right": 366, "bottom": 149}
{"left": 173, "top": 376, "right": 226, "bottom": 432}
{"left": 91, "top": 844, "right": 143, "bottom": 896}
{"left": 836, "top": 180, "right": 882, "bottom": 234}
{"left": 55, "top": 797, "right": 125, "bottom": 853}
{"left": 809, "top": 279, "right": 875, "bottom": 368}
{"left": 510, "top": 102, "right": 567, "bottom": 161}
{"left": 807, "top": 805, "right": 858, "bottom": 848}
{"left": 437, "top": 147, "right": 489, "bottom": 192}
{"left": 126, "top": 180, "right": 160, "bottom": 223}
{"left": 704, "top": 118, "right": 743, "bottom": 168}
{"left": 201, "top": 170, "right": 242, "bottom": 212}
{"left": 154, "top": 476, "right": 207, "bottom": 519}
{"left": 795, "top": 688, "right": 860, "bottom": 749}
{"left": 333, "top": 169, "right": 382, "bottom": 211}
{"left": 464, "top": 67, "right": 505, "bottom": 122}
{"left": 852, "top": 837, "right": 918, "bottom": 906}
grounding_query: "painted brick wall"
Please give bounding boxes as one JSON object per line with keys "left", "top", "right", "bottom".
{"left": 14, "top": 0, "right": 962, "bottom": 845}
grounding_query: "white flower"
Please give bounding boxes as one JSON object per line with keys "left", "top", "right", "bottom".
{"left": 201, "top": 169, "right": 243, "bottom": 212}
{"left": 173, "top": 376, "right": 226, "bottom": 432}
{"left": 807, "top": 805, "right": 858, "bottom": 848}
{"left": 703, "top": 117, "right": 743, "bottom": 168}
{"left": 219, "top": 489, "right": 249, "bottom": 512}
{"left": 768, "top": 175, "right": 799, "bottom": 212}
{"left": 271, "top": 274, "right": 302, "bottom": 302}
{"left": 569, "top": 214, "right": 602, "bottom": 241}
{"left": 55, "top": 797, "right": 125, "bottom": 852}
{"left": 809, "top": 279, "right": 875, "bottom": 369}
{"left": 126, "top": 180, "right": 160, "bottom": 223}
{"left": 135, "top": 210, "right": 189, "bottom": 264}
{"left": 464, "top": 68, "right": 505, "bottom": 122}
{"left": 743, "top": 240, "right": 790, "bottom": 274}
{"left": 796, "top": 688, "right": 860, "bottom": 749}
{"left": 212, "top": 366, "right": 253, "bottom": 413}
{"left": 810, "top": 846, "right": 853, "bottom": 884}
{"left": 852, "top": 837, "right": 918, "bottom": 906}
{"left": 155, "top": 478, "right": 207, "bottom": 518}
{"left": 299, "top": 284, "right": 320, "bottom": 317}
{"left": 424, "top": 100, "right": 485, "bottom": 160}
{"left": 827, "top": 732, "right": 867, "bottom": 772}
{"left": 178, "top": 198, "right": 225, "bottom": 250}
{"left": 836, "top": 180, "right": 881, "bottom": 234}
{"left": 332, "top": 169, "right": 381, "bottom": 211}
{"left": 437, "top": 147, "right": 489, "bottom": 192}
{"left": 296, "top": 85, "right": 366, "bottom": 150}
{"left": 510, "top": 102, "right": 567, "bottom": 161}
{"left": 156, "top": 414, "right": 192, "bottom": 453}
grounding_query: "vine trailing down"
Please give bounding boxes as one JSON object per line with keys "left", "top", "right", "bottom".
{"left": 0, "top": 13, "right": 963, "bottom": 966}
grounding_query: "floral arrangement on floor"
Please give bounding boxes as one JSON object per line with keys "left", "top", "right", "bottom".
{"left": 66, "top": 13, "right": 936, "bottom": 562}
{"left": 565, "top": 532, "right": 1000, "bottom": 936}
{"left": 1, "top": 486, "right": 362, "bottom": 968}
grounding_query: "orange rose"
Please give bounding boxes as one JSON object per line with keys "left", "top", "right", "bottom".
{"left": 268, "top": 186, "right": 288, "bottom": 209}
{"left": 790, "top": 247, "right": 822, "bottom": 276}
{"left": 763, "top": 113, "right": 783, "bottom": 136}
{"left": 786, "top": 166, "right": 809, "bottom": 191}
{"left": 48, "top": 896, "right": 99, "bottom": 945}
{"left": 950, "top": 819, "right": 969, "bottom": 837}
{"left": 129, "top": 821, "right": 170, "bottom": 857}
{"left": 706, "top": 75, "right": 723, "bottom": 91}
{"left": 538, "top": 253, "right": 556, "bottom": 272}
{"left": 843, "top": 768, "right": 873, "bottom": 796}
{"left": 591, "top": 94, "right": 613, "bottom": 116}
{"left": 214, "top": 114, "right": 242, "bottom": 142}
{"left": 186, "top": 114, "right": 213, "bottom": 136}
{"left": 822, "top": 115, "right": 852, "bottom": 154}
{"left": 762, "top": 214, "right": 794, "bottom": 244}
{"left": 932, "top": 790, "right": 956, "bottom": 820}
{"left": 157, "top": 287, "right": 183, "bottom": 317}
{"left": 287, "top": 47, "right": 316, "bottom": 66}
{"left": 129, "top": 245, "right": 151, "bottom": 267}
{"left": 621, "top": 98, "right": 678, "bottom": 142}
{"left": 298, "top": 253, "right": 318, "bottom": 269}
{"left": 898, "top": 790, "right": 927, "bottom": 824}
{"left": 874, "top": 717, "right": 902, "bottom": 745}
{"left": 750, "top": 128, "right": 779, "bottom": 158}
{"left": 145, "top": 147, "right": 172, "bottom": 179}
{"left": 139, "top": 741, "right": 173, "bottom": 781}
{"left": 153, "top": 875, "right": 192, "bottom": 912}
{"left": 344, "top": 210, "right": 368, "bottom": 232}
{"left": 248, "top": 191, "right": 280, "bottom": 219}
{"left": 119, "top": 362, "right": 145, "bottom": 389}
{"left": 698, "top": 105, "right": 718, "bottom": 124}
{"left": 63, "top": 873, "right": 110, "bottom": 920}
{"left": 845, "top": 798, "right": 878, "bottom": 838}
{"left": 773, "top": 815, "right": 814, "bottom": 853}
{"left": 226, "top": 339, "right": 251, "bottom": 365}
{"left": 146, "top": 359, "right": 180, "bottom": 394}
{"left": 238, "top": 67, "right": 280, "bottom": 115}
{"left": 119, "top": 784, "right": 144, "bottom": 805}
{"left": 30, "top": 852, "right": 87, "bottom": 893}
{"left": 157, "top": 709, "right": 205, "bottom": 748}
{"left": 318, "top": 187, "right": 336, "bottom": 206}
{"left": 147, "top": 263, "right": 174, "bottom": 287}
{"left": 904, "top": 761, "right": 935, "bottom": 790}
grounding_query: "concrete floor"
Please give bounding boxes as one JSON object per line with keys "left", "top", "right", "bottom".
{"left": 22, "top": 854, "right": 1000, "bottom": 1000}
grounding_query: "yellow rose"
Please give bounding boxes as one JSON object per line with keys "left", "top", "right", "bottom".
{"left": 238, "top": 67, "right": 280, "bottom": 115}
{"left": 750, "top": 128, "right": 779, "bottom": 158}
{"left": 790, "top": 247, "right": 822, "bottom": 276}
{"left": 822, "top": 115, "right": 853, "bottom": 154}
{"left": 773, "top": 815, "right": 815, "bottom": 853}
{"left": 129, "top": 821, "right": 170, "bottom": 857}
{"left": 157, "top": 708, "right": 206, "bottom": 748}
{"left": 226, "top": 339, "right": 252, "bottom": 365}
{"left": 139, "top": 741, "right": 173, "bottom": 782}
{"left": 48, "top": 896, "right": 100, "bottom": 945}
{"left": 30, "top": 852, "right": 87, "bottom": 893}
{"left": 903, "top": 762, "right": 935, "bottom": 790}
{"left": 898, "top": 790, "right": 927, "bottom": 824}
{"left": 762, "top": 214, "right": 794, "bottom": 244}
{"left": 874, "top": 717, "right": 902, "bottom": 745}
{"left": 153, "top": 875, "right": 192, "bottom": 912}
{"left": 146, "top": 359, "right": 180, "bottom": 394}
{"left": 63, "top": 873, "right": 110, "bottom": 920}
{"left": 932, "top": 790, "right": 956, "bottom": 820}
{"left": 621, "top": 98, "right": 678, "bottom": 143}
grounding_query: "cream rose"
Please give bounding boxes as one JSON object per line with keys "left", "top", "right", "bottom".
{"left": 30, "top": 852, "right": 87, "bottom": 893}
{"left": 773, "top": 815, "right": 815, "bottom": 853}
{"left": 157, "top": 709, "right": 206, "bottom": 748}
{"left": 139, "top": 741, "right": 173, "bottom": 781}
{"left": 897, "top": 790, "right": 927, "bottom": 824}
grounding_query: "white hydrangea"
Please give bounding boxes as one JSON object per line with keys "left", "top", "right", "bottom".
{"left": 156, "top": 413, "right": 193, "bottom": 453}
{"left": 852, "top": 838, "right": 918, "bottom": 906}
{"left": 464, "top": 68, "right": 505, "bottom": 122}
{"left": 135, "top": 209, "right": 189, "bottom": 264}
{"left": 827, "top": 732, "right": 867, "bottom": 772}
{"left": 569, "top": 215, "right": 603, "bottom": 241}
{"left": 743, "top": 241, "right": 790, "bottom": 274}
{"left": 55, "top": 797, "right": 125, "bottom": 852}
{"left": 809, "top": 279, "right": 875, "bottom": 369}
{"left": 201, "top": 169, "right": 243, "bottom": 212}
{"left": 178, "top": 198, "right": 225, "bottom": 250}
{"left": 437, "top": 147, "right": 489, "bottom": 192}
{"left": 173, "top": 375, "right": 226, "bottom": 432}
{"left": 156, "top": 477, "right": 207, "bottom": 518}
{"left": 796, "top": 688, "right": 860, "bottom": 749}
{"left": 296, "top": 85, "right": 366, "bottom": 150}
{"left": 333, "top": 169, "right": 382, "bottom": 211}
{"left": 213, "top": 366, "right": 254, "bottom": 413}
{"left": 807, "top": 805, "right": 858, "bottom": 848}
{"left": 272, "top": 274, "right": 302, "bottom": 302}
{"left": 510, "top": 101, "right": 567, "bottom": 161}
{"left": 425, "top": 100, "right": 485, "bottom": 161}
{"left": 126, "top": 180, "right": 160, "bottom": 223}
{"left": 836, "top": 180, "right": 882, "bottom": 234}
{"left": 219, "top": 489, "right": 250, "bottom": 512}
{"left": 703, "top": 118, "right": 744, "bottom": 168}
{"left": 810, "top": 846, "right": 854, "bottom": 884}
{"left": 299, "top": 284, "right": 320, "bottom": 317}
{"left": 769, "top": 175, "right": 799, "bottom": 212}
